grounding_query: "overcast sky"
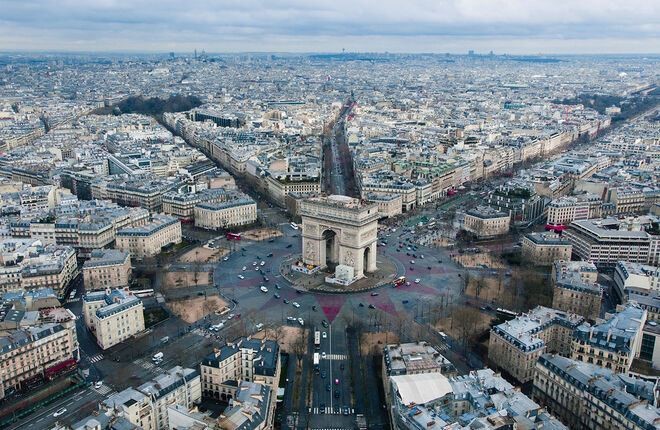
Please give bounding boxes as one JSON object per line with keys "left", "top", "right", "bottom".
{"left": 1, "top": 0, "right": 658, "bottom": 54}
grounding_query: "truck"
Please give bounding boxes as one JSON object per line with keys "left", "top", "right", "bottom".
{"left": 152, "top": 352, "right": 163, "bottom": 362}
{"left": 313, "top": 352, "right": 320, "bottom": 372}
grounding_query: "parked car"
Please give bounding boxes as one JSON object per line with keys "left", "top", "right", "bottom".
{"left": 53, "top": 408, "right": 67, "bottom": 417}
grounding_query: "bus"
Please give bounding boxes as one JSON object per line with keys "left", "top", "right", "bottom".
{"left": 314, "top": 330, "right": 321, "bottom": 349}
{"left": 393, "top": 276, "right": 406, "bottom": 287}
{"left": 290, "top": 222, "right": 299, "bottom": 230}
{"left": 226, "top": 232, "right": 242, "bottom": 240}
{"left": 496, "top": 308, "right": 519, "bottom": 322}
{"left": 313, "top": 352, "right": 320, "bottom": 371}
{"left": 130, "top": 288, "right": 154, "bottom": 298}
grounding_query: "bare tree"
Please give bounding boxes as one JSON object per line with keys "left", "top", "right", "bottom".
{"left": 292, "top": 329, "right": 307, "bottom": 365}
{"left": 453, "top": 307, "right": 482, "bottom": 353}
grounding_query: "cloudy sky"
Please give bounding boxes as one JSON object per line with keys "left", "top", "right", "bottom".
{"left": 1, "top": 0, "right": 658, "bottom": 54}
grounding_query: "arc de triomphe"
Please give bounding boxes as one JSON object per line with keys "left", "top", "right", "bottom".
{"left": 300, "top": 195, "right": 379, "bottom": 279}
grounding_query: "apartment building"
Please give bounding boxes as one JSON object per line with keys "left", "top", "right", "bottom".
{"left": 116, "top": 214, "right": 182, "bottom": 259}
{"left": 564, "top": 218, "right": 660, "bottom": 267}
{"left": 386, "top": 367, "right": 567, "bottom": 430}
{"left": 82, "top": 287, "right": 145, "bottom": 350}
{"left": 161, "top": 188, "right": 229, "bottom": 220}
{"left": 613, "top": 261, "right": 660, "bottom": 303}
{"left": 382, "top": 341, "right": 455, "bottom": 378}
{"left": 546, "top": 194, "right": 602, "bottom": 225}
{"left": 521, "top": 232, "right": 572, "bottom": 265}
{"left": 82, "top": 249, "right": 132, "bottom": 290}
{"left": 462, "top": 206, "right": 510, "bottom": 239}
{"left": 488, "top": 306, "right": 584, "bottom": 383}
{"left": 534, "top": 354, "right": 660, "bottom": 430}
{"left": 200, "top": 336, "right": 279, "bottom": 407}
{"left": 366, "top": 193, "right": 403, "bottom": 219}
{"left": 194, "top": 198, "right": 257, "bottom": 230}
{"left": 103, "top": 388, "right": 155, "bottom": 430}
{"left": 571, "top": 304, "right": 646, "bottom": 374}
{"left": 265, "top": 175, "right": 321, "bottom": 207}
{"left": 137, "top": 366, "right": 202, "bottom": 430}
{"left": 0, "top": 238, "right": 78, "bottom": 296}
{"left": 552, "top": 261, "right": 602, "bottom": 321}
{"left": 361, "top": 179, "right": 417, "bottom": 212}
{"left": 0, "top": 306, "right": 79, "bottom": 399}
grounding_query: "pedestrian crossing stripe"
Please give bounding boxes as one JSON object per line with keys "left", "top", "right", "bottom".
{"left": 92, "top": 385, "right": 113, "bottom": 395}
{"left": 312, "top": 407, "right": 355, "bottom": 415}
{"left": 322, "top": 353, "right": 347, "bottom": 360}
{"left": 66, "top": 298, "right": 80, "bottom": 303}
{"left": 89, "top": 354, "right": 103, "bottom": 363}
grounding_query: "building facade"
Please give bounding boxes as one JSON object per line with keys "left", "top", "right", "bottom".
{"left": 521, "top": 232, "right": 572, "bottom": 266}
{"left": 82, "top": 249, "right": 132, "bottom": 290}
{"left": 82, "top": 287, "right": 145, "bottom": 350}
{"left": 116, "top": 214, "right": 182, "bottom": 259}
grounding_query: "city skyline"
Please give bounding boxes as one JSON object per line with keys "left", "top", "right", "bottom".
{"left": 1, "top": 0, "right": 659, "bottom": 54}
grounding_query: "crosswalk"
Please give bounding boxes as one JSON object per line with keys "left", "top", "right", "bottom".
{"left": 135, "top": 357, "right": 159, "bottom": 371}
{"left": 89, "top": 354, "right": 104, "bottom": 363}
{"left": 312, "top": 407, "right": 354, "bottom": 415}
{"left": 66, "top": 298, "right": 81, "bottom": 304}
{"left": 322, "top": 354, "right": 347, "bottom": 360}
{"left": 92, "top": 384, "right": 113, "bottom": 395}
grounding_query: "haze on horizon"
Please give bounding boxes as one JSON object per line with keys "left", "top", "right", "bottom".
{"left": 1, "top": 0, "right": 659, "bottom": 55}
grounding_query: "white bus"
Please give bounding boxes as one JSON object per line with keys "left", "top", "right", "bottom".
{"left": 314, "top": 330, "right": 321, "bottom": 349}
{"left": 130, "top": 288, "right": 154, "bottom": 298}
{"left": 290, "top": 222, "right": 299, "bottom": 230}
{"left": 313, "top": 352, "right": 320, "bottom": 369}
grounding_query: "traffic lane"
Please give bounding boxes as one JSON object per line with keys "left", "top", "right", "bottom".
{"left": 8, "top": 386, "right": 104, "bottom": 430}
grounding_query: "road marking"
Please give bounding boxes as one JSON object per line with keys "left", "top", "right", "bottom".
{"left": 89, "top": 354, "right": 104, "bottom": 363}
{"left": 323, "top": 354, "right": 347, "bottom": 361}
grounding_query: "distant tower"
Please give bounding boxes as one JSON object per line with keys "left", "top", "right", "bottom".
{"left": 468, "top": 50, "right": 475, "bottom": 56}
{"left": 342, "top": 48, "right": 345, "bottom": 54}
{"left": 194, "top": 49, "right": 197, "bottom": 60}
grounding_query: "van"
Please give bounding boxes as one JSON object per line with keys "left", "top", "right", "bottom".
{"left": 152, "top": 352, "right": 163, "bottom": 362}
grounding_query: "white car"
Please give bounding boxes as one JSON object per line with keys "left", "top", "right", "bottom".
{"left": 228, "top": 314, "right": 234, "bottom": 320}
{"left": 297, "top": 317, "right": 304, "bottom": 326}
{"left": 321, "top": 351, "right": 327, "bottom": 358}
{"left": 292, "top": 302, "right": 300, "bottom": 308}
{"left": 260, "top": 286, "right": 268, "bottom": 293}
{"left": 410, "top": 260, "right": 415, "bottom": 264}
{"left": 255, "top": 267, "right": 259, "bottom": 271}
{"left": 242, "top": 266, "right": 247, "bottom": 271}
{"left": 53, "top": 407, "right": 67, "bottom": 417}
{"left": 415, "top": 278, "right": 420, "bottom": 283}
{"left": 420, "top": 255, "right": 424, "bottom": 259}
{"left": 260, "top": 261, "right": 265, "bottom": 266}
{"left": 238, "top": 275, "right": 244, "bottom": 279}
{"left": 322, "top": 332, "right": 327, "bottom": 339}
{"left": 252, "top": 262, "right": 257, "bottom": 266}
{"left": 94, "top": 381, "right": 103, "bottom": 389}
{"left": 287, "top": 316, "right": 296, "bottom": 322}
{"left": 223, "top": 256, "right": 229, "bottom": 261}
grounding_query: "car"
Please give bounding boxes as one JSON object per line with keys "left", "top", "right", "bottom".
{"left": 402, "top": 300, "right": 409, "bottom": 304}
{"left": 274, "top": 293, "right": 281, "bottom": 299}
{"left": 267, "top": 253, "right": 273, "bottom": 257}
{"left": 292, "top": 302, "right": 300, "bottom": 308}
{"left": 53, "top": 407, "right": 67, "bottom": 417}
{"left": 260, "top": 286, "right": 268, "bottom": 293}
{"left": 286, "top": 316, "right": 296, "bottom": 322}
{"left": 334, "top": 378, "right": 339, "bottom": 385}
{"left": 322, "top": 331, "right": 327, "bottom": 339}
{"left": 312, "top": 305, "right": 317, "bottom": 311}
{"left": 420, "top": 254, "right": 424, "bottom": 259}
{"left": 343, "top": 406, "right": 350, "bottom": 416}
{"left": 370, "top": 292, "right": 379, "bottom": 296}
{"left": 321, "top": 320, "right": 328, "bottom": 327}
{"left": 275, "top": 284, "right": 281, "bottom": 289}
{"left": 237, "top": 275, "right": 244, "bottom": 279}
{"left": 326, "top": 383, "right": 331, "bottom": 391}
{"left": 334, "top": 389, "right": 340, "bottom": 399}
{"left": 409, "top": 266, "right": 414, "bottom": 271}
{"left": 427, "top": 266, "right": 432, "bottom": 270}
{"left": 222, "top": 256, "right": 229, "bottom": 261}
{"left": 321, "top": 370, "right": 327, "bottom": 378}
{"left": 263, "top": 276, "right": 269, "bottom": 282}
{"left": 368, "top": 304, "right": 376, "bottom": 309}
{"left": 242, "top": 266, "right": 246, "bottom": 271}
{"left": 228, "top": 314, "right": 234, "bottom": 319}
{"left": 358, "top": 303, "right": 364, "bottom": 307}
{"left": 414, "top": 278, "right": 420, "bottom": 283}
{"left": 254, "top": 267, "right": 259, "bottom": 271}
{"left": 283, "top": 299, "right": 290, "bottom": 304}
{"left": 252, "top": 262, "right": 257, "bottom": 266}
{"left": 322, "top": 352, "right": 327, "bottom": 359}
{"left": 334, "top": 405, "right": 340, "bottom": 413}
{"left": 406, "top": 281, "right": 411, "bottom": 286}
{"left": 260, "top": 261, "right": 265, "bottom": 266}
{"left": 320, "top": 402, "right": 326, "bottom": 413}
{"left": 94, "top": 381, "right": 103, "bottom": 389}
{"left": 410, "top": 260, "right": 415, "bottom": 264}
{"left": 297, "top": 317, "right": 304, "bottom": 326}
{"left": 340, "top": 363, "right": 345, "bottom": 370}
{"left": 286, "top": 244, "right": 292, "bottom": 248}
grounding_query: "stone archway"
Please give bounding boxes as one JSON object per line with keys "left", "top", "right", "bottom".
{"left": 300, "top": 196, "right": 379, "bottom": 280}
